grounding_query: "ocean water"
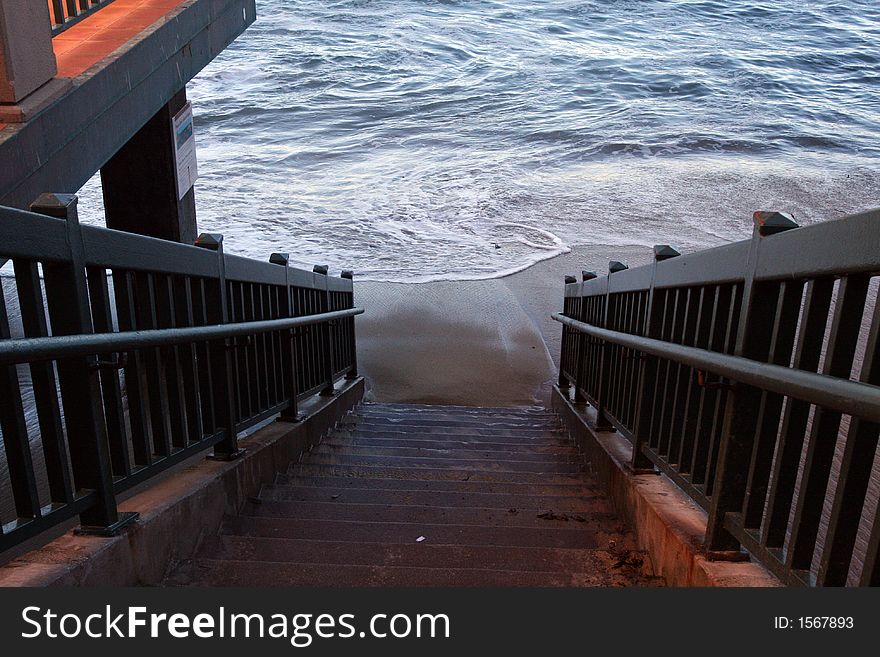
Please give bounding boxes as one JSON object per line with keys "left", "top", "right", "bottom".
{"left": 78, "top": 0, "right": 880, "bottom": 281}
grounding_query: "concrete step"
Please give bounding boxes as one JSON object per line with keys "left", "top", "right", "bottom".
{"left": 347, "top": 414, "right": 561, "bottom": 430}
{"left": 273, "top": 474, "right": 599, "bottom": 497}
{"left": 244, "top": 499, "right": 616, "bottom": 528}
{"left": 300, "top": 452, "right": 583, "bottom": 474}
{"left": 338, "top": 419, "right": 561, "bottom": 438}
{"left": 319, "top": 435, "right": 578, "bottom": 454}
{"left": 199, "top": 536, "right": 636, "bottom": 575}
{"left": 331, "top": 427, "right": 573, "bottom": 445}
{"left": 290, "top": 463, "right": 587, "bottom": 484}
{"left": 352, "top": 414, "right": 561, "bottom": 428}
{"left": 221, "top": 516, "right": 603, "bottom": 549}
{"left": 359, "top": 402, "right": 553, "bottom": 417}
{"left": 259, "top": 483, "right": 601, "bottom": 512}
{"left": 312, "top": 441, "right": 580, "bottom": 461}
{"left": 178, "top": 559, "right": 624, "bottom": 587}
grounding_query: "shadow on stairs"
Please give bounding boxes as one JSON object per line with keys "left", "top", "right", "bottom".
{"left": 166, "top": 402, "right": 663, "bottom": 587}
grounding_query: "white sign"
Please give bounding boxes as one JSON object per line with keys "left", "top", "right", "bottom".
{"left": 171, "top": 102, "right": 198, "bottom": 200}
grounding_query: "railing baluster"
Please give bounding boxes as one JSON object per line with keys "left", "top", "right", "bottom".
{"left": 677, "top": 286, "right": 711, "bottom": 473}
{"left": 31, "top": 193, "right": 135, "bottom": 533}
{"left": 761, "top": 278, "right": 834, "bottom": 548}
{"left": 313, "top": 265, "right": 336, "bottom": 396}
{"left": 135, "top": 272, "right": 173, "bottom": 457}
{"left": 192, "top": 277, "right": 217, "bottom": 436}
{"left": 173, "top": 276, "right": 204, "bottom": 444}
{"left": 271, "top": 254, "right": 302, "bottom": 422}
{"left": 194, "top": 234, "right": 242, "bottom": 460}
{"left": 690, "top": 285, "right": 728, "bottom": 485}
{"left": 113, "top": 269, "right": 154, "bottom": 466}
{"left": 13, "top": 259, "right": 75, "bottom": 503}
{"left": 740, "top": 280, "right": 803, "bottom": 529}
{"left": 86, "top": 266, "right": 131, "bottom": 476}
{"left": 819, "top": 280, "right": 880, "bottom": 585}
{"left": 706, "top": 213, "right": 799, "bottom": 554}
{"left": 786, "top": 274, "right": 870, "bottom": 574}
{"left": 0, "top": 276, "right": 41, "bottom": 520}
{"left": 342, "top": 271, "right": 358, "bottom": 379}
{"left": 154, "top": 273, "right": 188, "bottom": 451}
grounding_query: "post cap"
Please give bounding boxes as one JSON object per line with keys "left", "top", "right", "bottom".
{"left": 609, "top": 260, "right": 628, "bottom": 273}
{"left": 653, "top": 244, "right": 681, "bottom": 261}
{"left": 30, "top": 193, "right": 78, "bottom": 218}
{"left": 313, "top": 264, "right": 329, "bottom": 275}
{"left": 754, "top": 211, "right": 798, "bottom": 236}
{"left": 564, "top": 275, "right": 578, "bottom": 285}
{"left": 582, "top": 270, "right": 598, "bottom": 281}
{"left": 194, "top": 233, "right": 224, "bottom": 251}
{"left": 269, "top": 252, "right": 290, "bottom": 266}
{"left": 341, "top": 270, "right": 354, "bottom": 280}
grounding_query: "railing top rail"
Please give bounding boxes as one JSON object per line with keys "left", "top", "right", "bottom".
{"left": 565, "top": 208, "right": 880, "bottom": 298}
{"left": 0, "top": 203, "right": 352, "bottom": 290}
{"left": 0, "top": 307, "right": 364, "bottom": 366}
{"left": 551, "top": 312, "right": 880, "bottom": 424}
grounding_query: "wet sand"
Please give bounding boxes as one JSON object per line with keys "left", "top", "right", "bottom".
{"left": 354, "top": 244, "right": 653, "bottom": 406}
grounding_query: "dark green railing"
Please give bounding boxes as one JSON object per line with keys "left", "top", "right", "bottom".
{"left": 554, "top": 209, "right": 880, "bottom": 586}
{"left": 0, "top": 193, "right": 360, "bottom": 553}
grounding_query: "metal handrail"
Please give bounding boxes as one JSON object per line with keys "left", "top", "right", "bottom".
{"left": 0, "top": 307, "right": 364, "bottom": 365}
{"left": 552, "top": 313, "right": 880, "bottom": 424}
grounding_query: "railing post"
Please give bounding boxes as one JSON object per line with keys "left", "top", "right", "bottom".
{"left": 314, "top": 265, "right": 336, "bottom": 396}
{"left": 341, "top": 270, "right": 359, "bottom": 379}
{"left": 556, "top": 275, "right": 580, "bottom": 398}
{"left": 557, "top": 276, "right": 575, "bottom": 394}
{"left": 194, "top": 233, "right": 243, "bottom": 460}
{"left": 595, "top": 261, "right": 628, "bottom": 431}
{"left": 30, "top": 193, "right": 137, "bottom": 534}
{"left": 572, "top": 271, "right": 597, "bottom": 405}
{"left": 272, "top": 253, "right": 302, "bottom": 422}
{"left": 705, "top": 212, "right": 798, "bottom": 556}
{"left": 629, "top": 246, "right": 680, "bottom": 473}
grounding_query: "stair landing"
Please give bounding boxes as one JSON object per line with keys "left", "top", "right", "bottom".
{"left": 168, "top": 402, "right": 661, "bottom": 587}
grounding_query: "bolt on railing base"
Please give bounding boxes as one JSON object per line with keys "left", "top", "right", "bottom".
{"left": 207, "top": 449, "right": 247, "bottom": 462}
{"left": 74, "top": 511, "right": 139, "bottom": 537}
{"left": 706, "top": 550, "right": 751, "bottom": 563}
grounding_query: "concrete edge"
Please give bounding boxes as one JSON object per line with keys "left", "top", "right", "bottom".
{"left": 551, "top": 386, "right": 781, "bottom": 587}
{"left": 0, "top": 377, "right": 365, "bottom": 587}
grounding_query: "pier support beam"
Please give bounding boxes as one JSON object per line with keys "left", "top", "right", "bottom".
{"left": 100, "top": 88, "right": 197, "bottom": 244}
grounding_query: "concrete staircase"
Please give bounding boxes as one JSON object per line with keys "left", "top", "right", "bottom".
{"left": 170, "top": 402, "right": 660, "bottom": 587}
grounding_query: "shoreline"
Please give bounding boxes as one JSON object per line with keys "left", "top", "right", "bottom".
{"left": 354, "top": 242, "right": 654, "bottom": 407}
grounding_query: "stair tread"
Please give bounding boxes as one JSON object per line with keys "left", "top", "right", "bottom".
{"left": 360, "top": 402, "right": 553, "bottom": 415}
{"left": 199, "top": 536, "right": 632, "bottom": 574}
{"left": 222, "top": 516, "right": 606, "bottom": 549}
{"left": 273, "top": 474, "right": 599, "bottom": 497}
{"left": 173, "top": 559, "right": 654, "bottom": 587}
{"left": 332, "top": 428, "right": 573, "bottom": 445}
{"left": 321, "top": 436, "right": 578, "bottom": 453}
{"left": 300, "top": 452, "right": 583, "bottom": 473}
{"left": 245, "top": 499, "right": 616, "bottom": 527}
{"left": 338, "top": 422, "right": 563, "bottom": 437}
{"left": 260, "top": 484, "right": 601, "bottom": 511}
{"left": 291, "top": 463, "right": 587, "bottom": 484}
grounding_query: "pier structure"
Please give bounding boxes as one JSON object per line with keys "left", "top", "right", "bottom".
{"left": 0, "top": 0, "right": 256, "bottom": 242}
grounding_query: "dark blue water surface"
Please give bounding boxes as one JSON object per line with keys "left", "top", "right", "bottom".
{"left": 82, "top": 0, "right": 880, "bottom": 279}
